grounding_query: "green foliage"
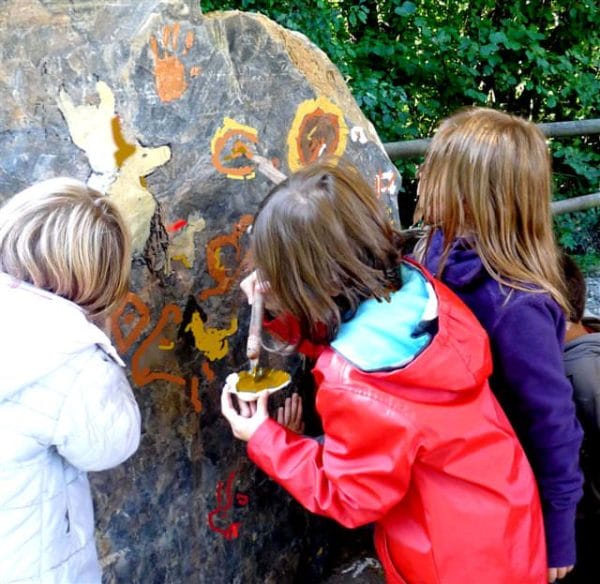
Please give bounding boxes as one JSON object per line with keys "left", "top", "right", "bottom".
{"left": 552, "top": 134, "right": 600, "bottom": 268}
{"left": 201, "top": 0, "right": 600, "bottom": 263}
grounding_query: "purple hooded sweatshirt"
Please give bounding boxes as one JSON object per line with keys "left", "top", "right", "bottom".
{"left": 422, "top": 230, "right": 584, "bottom": 568}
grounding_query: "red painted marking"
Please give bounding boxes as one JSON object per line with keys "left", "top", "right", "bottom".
{"left": 167, "top": 219, "right": 188, "bottom": 233}
{"left": 235, "top": 493, "right": 249, "bottom": 506}
{"left": 207, "top": 471, "right": 243, "bottom": 540}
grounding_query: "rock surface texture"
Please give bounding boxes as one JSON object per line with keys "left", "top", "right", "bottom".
{"left": 585, "top": 276, "right": 600, "bottom": 315}
{"left": 0, "top": 1, "right": 401, "bottom": 582}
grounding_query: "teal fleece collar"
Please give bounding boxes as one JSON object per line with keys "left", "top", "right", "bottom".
{"left": 331, "top": 263, "right": 436, "bottom": 372}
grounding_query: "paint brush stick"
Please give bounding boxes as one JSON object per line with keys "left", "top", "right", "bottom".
{"left": 251, "top": 154, "right": 287, "bottom": 185}
{"left": 246, "top": 290, "right": 265, "bottom": 373}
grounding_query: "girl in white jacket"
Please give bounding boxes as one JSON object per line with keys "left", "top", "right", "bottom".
{"left": 0, "top": 178, "right": 141, "bottom": 583}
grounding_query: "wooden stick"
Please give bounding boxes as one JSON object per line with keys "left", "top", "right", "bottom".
{"left": 246, "top": 291, "right": 265, "bottom": 374}
{"left": 251, "top": 154, "right": 287, "bottom": 185}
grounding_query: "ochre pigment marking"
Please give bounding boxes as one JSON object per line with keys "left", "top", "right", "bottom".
{"left": 149, "top": 24, "right": 198, "bottom": 103}
{"left": 163, "top": 22, "right": 175, "bottom": 47}
{"left": 107, "top": 138, "right": 171, "bottom": 253}
{"left": 287, "top": 97, "right": 348, "bottom": 172}
{"left": 236, "top": 369, "right": 291, "bottom": 393}
{"left": 123, "top": 312, "right": 136, "bottom": 326}
{"left": 58, "top": 81, "right": 171, "bottom": 253}
{"left": 110, "top": 294, "right": 204, "bottom": 414}
{"left": 184, "top": 311, "right": 238, "bottom": 362}
{"left": 111, "top": 116, "right": 136, "bottom": 167}
{"left": 131, "top": 304, "right": 186, "bottom": 387}
{"left": 201, "top": 361, "right": 215, "bottom": 382}
{"left": 184, "top": 30, "right": 194, "bottom": 52}
{"left": 171, "top": 254, "right": 192, "bottom": 268}
{"left": 374, "top": 169, "right": 397, "bottom": 200}
{"left": 210, "top": 118, "right": 258, "bottom": 179}
{"left": 199, "top": 215, "right": 252, "bottom": 301}
{"left": 168, "top": 216, "right": 206, "bottom": 269}
{"left": 57, "top": 80, "right": 118, "bottom": 176}
{"left": 190, "top": 376, "right": 202, "bottom": 413}
{"left": 111, "top": 292, "right": 151, "bottom": 354}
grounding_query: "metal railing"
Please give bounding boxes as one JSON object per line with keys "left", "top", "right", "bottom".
{"left": 383, "top": 118, "right": 600, "bottom": 216}
{"left": 384, "top": 118, "right": 600, "bottom": 159}
{"left": 552, "top": 192, "right": 600, "bottom": 216}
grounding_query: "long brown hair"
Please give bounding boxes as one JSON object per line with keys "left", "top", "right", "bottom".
{"left": 414, "top": 107, "right": 568, "bottom": 313}
{"left": 251, "top": 158, "right": 403, "bottom": 343}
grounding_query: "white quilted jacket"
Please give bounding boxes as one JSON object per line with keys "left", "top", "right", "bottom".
{"left": 0, "top": 274, "right": 141, "bottom": 583}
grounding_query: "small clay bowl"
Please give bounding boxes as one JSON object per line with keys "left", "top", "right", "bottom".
{"left": 225, "top": 370, "right": 291, "bottom": 402}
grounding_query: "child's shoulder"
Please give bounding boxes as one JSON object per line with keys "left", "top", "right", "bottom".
{"left": 485, "top": 288, "right": 566, "bottom": 345}
{"left": 499, "top": 285, "right": 563, "bottom": 314}
{"left": 46, "top": 344, "right": 125, "bottom": 394}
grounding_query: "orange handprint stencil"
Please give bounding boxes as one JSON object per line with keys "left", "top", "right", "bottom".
{"left": 149, "top": 23, "right": 201, "bottom": 103}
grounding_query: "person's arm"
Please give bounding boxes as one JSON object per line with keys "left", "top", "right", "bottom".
{"left": 53, "top": 347, "right": 141, "bottom": 471}
{"left": 246, "top": 383, "right": 419, "bottom": 528}
{"left": 492, "top": 297, "right": 583, "bottom": 571}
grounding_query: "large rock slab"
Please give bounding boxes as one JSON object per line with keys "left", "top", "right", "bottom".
{"left": 0, "top": 1, "right": 401, "bottom": 582}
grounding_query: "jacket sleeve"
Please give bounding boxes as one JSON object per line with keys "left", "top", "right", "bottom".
{"left": 491, "top": 297, "right": 584, "bottom": 568}
{"left": 53, "top": 347, "right": 141, "bottom": 472}
{"left": 262, "top": 312, "right": 325, "bottom": 359}
{"left": 247, "top": 384, "right": 418, "bottom": 528}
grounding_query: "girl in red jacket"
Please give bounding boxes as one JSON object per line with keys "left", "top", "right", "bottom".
{"left": 221, "top": 159, "right": 547, "bottom": 584}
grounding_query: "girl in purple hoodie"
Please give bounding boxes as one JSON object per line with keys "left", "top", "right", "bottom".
{"left": 414, "top": 107, "right": 584, "bottom": 583}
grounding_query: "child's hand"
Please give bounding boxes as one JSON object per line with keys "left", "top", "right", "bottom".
{"left": 241, "top": 271, "right": 270, "bottom": 305}
{"left": 276, "top": 393, "right": 305, "bottom": 434}
{"left": 221, "top": 385, "right": 269, "bottom": 442}
{"left": 548, "top": 565, "right": 573, "bottom": 582}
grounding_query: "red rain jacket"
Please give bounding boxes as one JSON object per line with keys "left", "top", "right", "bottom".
{"left": 248, "top": 262, "right": 546, "bottom": 583}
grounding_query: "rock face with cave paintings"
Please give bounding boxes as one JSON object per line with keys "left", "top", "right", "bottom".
{"left": 0, "top": 0, "right": 401, "bottom": 581}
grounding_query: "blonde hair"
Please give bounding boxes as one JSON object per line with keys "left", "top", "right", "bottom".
{"left": 414, "top": 107, "right": 568, "bottom": 313}
{"left": 252, "top": 158, "right": 403, "bottom": 344}
{"left": 0, "top": 177, "right": 131, "bottom": 317}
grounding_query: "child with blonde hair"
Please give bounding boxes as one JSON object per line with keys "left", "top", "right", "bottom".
{"left": 222, "top": 159, "right": 547, "bottom": 584}
{"left": 0, "top": 178, "right": 141, "bottom": 583}
{"left": 414, "top": 107, "right": 584, "bottom": 582}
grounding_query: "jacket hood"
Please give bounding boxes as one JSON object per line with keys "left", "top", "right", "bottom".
{"left": 332, "top": 263, "right": 436, "bottom": 371}
{"left": 424, "top": 229, "right": 487, "bottom": 290}
{"left": 329, "top": 261, "right": 492, "bottom": 398}
{"left": 0, "top": 272, "right": 123, "bottom": 401}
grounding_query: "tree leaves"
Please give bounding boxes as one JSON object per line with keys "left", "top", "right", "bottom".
{"left": 201, "top": 0, "right": 600, "bottom": 261}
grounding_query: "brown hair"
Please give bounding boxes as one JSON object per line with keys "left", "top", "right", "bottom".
{"left": 560, "top": 252, "right": 586, "bottom": 322}
{"left": 251, "top": 158, "right": 402, "bottom": 344}
{"left": 414, "top": 107, "right": 568, "bottom": 313}
{"left": 0, "top": 177, "right": 131, "bottom": 317}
